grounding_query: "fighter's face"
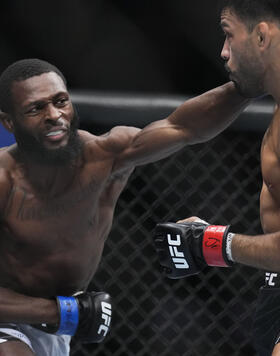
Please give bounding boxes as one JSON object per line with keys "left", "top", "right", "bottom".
{"left": 220, "top": 8, "right": 266, "bottom": 98}
{"left": 10, "top": 72, "right": 81, "bottom": 165}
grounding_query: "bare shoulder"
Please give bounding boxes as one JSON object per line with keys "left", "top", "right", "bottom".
{"left": 0, "top": 146, "right": 15, "bottom": 211}
{"left": 78, "top": 127, "right": 140, "bottom": 178}
{"left": 79, "top": 127, "right": 140, "bottom": 154}
{"left": 264, "top": 106, "right": 280, "bottom": 155}
{"left": 0, "top": 145, "right": 16, "bottom": 171}
{"left": 97, "top": 126, "right": 141, "bottom": 153}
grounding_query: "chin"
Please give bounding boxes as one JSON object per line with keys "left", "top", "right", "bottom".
{"left": 45, "top": 140, "right": 69, "bottom": 151}
{"left": 232, "top": 81, "right": 255, "bottom": 98}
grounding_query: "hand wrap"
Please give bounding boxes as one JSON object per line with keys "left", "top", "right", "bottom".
{"left": 154, "top": 222, "right": 234, "bottom": 279}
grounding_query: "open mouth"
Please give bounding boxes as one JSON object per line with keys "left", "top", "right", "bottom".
{"left": 45, "top": 129, "right": 67, "bottom": 141}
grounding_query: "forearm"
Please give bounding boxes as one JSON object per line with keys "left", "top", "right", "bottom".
{"left": 169, "top": 81, "right": 250, "bottom": 143}
{"left": 0, "top": 287, "right": 59, "bottom": 324}
{"left": 232, "top": 232, "right": 280, "bottom": 271}
{"left": 113, "top": 82, "right": 250, "bottom": 171}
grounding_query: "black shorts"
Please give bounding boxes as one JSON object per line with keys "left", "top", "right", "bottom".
{"left": 253, "top": 273, "right": 280, "bottom": 356}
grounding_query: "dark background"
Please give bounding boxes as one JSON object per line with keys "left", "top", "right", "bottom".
{"left": 0, "top": 0, "right": 227, "bottom": 96}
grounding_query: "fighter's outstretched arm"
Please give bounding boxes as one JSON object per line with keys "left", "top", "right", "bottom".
{"left": 111, "top": 82, "right": 249, "bottom": 174}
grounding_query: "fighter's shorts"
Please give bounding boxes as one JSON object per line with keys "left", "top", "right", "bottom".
{"left": 253, "top": 272, "right": 280, "bottom": 356}
{"left": 0, "top": 323, "right": 71, "bottom": 356}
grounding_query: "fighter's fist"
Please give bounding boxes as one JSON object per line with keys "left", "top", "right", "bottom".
{"left": 154, "top": 220, "right": 234, "bottom": 279}
{"left": 33, "top": 291, "right": 112, "bottom": 343}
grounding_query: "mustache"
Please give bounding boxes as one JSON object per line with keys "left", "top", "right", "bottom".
{"left": 44, "top": 117, "right": 70, "bottom": 135}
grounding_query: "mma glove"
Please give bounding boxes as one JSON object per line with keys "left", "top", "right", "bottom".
{"left": 154, "top": 221, "right": 235, "bottom": 279}
{"left": 33, "top": 291, "right": 112, "bottom": 343}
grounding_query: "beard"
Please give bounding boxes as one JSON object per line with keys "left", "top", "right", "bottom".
{"left": 13, "top": 106, "right": 83, "bottom": 166}
{"left": 226, "top": 53, "right": 266, "bottom": 98}
{"left": 231, "top": 70, "right": 265, "bottom": 98}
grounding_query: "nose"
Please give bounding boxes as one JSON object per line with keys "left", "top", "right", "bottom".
{"left": 221, "top": 40, "right": 230, "bottom": 61}
{"left": 45, "top": 103, "right": 61, "bottom": 123}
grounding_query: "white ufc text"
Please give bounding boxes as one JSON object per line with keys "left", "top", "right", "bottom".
{"left": 167, "top": 233, "right": 189, "bottom": 269}
{"left": 98, "top": 302, "right": 112, "bottom": 336}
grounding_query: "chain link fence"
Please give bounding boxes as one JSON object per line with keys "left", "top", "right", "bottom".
{"left": 70, "top": 103, "right": 267, "bottom": 356}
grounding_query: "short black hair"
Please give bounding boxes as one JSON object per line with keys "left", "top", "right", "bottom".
{"left": 0, "top": 58, "right": 67, "bottom": 113}
{"left": 221, "top": 0, "right": 280, "bottom": 31}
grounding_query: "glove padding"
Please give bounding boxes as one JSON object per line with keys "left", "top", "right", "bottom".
{"left": 154, "top": 222, "right": 233, "bottom": 279}
{"left": 33, "top": 291, "right": 112, "bottom": 343}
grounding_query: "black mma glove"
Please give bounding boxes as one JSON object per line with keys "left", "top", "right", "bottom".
{"left": 33, "top": 291, "right": 112, "bottom": 343}
{"left": 154, "top": 221, "right": 235, "bottom": 279}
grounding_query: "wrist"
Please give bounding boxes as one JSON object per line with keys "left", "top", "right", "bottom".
{"left": 55, "top": 296, "right": 79, "bottom": 336}
{"left": 32, "top": 296, "right": 79, "bottom": 336}
{"left": 35, "top": 298, "right": 60, "bottom": 324}
{"left": 225, "top": 233, "right": 235, "bottom": 262}
{"left": 202, "top": 225, "right": 233, "bottom": 267}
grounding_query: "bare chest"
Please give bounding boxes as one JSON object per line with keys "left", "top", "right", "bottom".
{"left": 3, "top": 161, "right": 116, "bottom": 241}
{"left": 7, "top": 178, "right": 100, "bottom": 222}
{"left": 0, "top": 164, "right": 121, "bottom": 294}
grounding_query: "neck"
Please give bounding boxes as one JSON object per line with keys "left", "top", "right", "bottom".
{"left": 264, "top": 45, "right": 280, "bottom": 103}
{"left": 266, "top": 71, "right": 280, "bottom": 104}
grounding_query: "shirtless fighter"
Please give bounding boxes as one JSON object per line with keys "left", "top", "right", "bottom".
{"left": 0, "top": 58, "right": 248, "bottom": 355}
{"left": 153, "top": 1, "right": 280, "bottom": 355}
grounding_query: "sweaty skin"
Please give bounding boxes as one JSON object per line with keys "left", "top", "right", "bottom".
{"left": 0, "top": 71, "right": 248, "bottom": 329}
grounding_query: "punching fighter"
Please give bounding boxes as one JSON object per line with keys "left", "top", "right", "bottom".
{"left": 0, "top": 58, "right": 248, "bottom": 355}
{"left": 153, "top": 1, "right": 280, "bottom": 355}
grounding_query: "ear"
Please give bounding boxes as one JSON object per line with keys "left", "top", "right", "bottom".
{"left": 0, "top": 111, "right": 14, "bottom": 133}
{"left": 255, "top": 22, "right": 271, "bottom": 50}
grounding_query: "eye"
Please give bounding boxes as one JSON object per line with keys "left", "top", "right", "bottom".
{"left": 55, "top": 97, "right": 69, "bottom": 107}
{"left": 25, "top": 106, "right": 41, "bottom": 115}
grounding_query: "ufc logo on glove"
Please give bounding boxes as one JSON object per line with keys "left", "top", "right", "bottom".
{"left": 167, "top": 233, "right": 189, "bottom": 269}
{"left": 98, "top": 301, "right": 112, "bottom": 337}
{"left": 154, "top": 222, "right": 234, "bottom": 279}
